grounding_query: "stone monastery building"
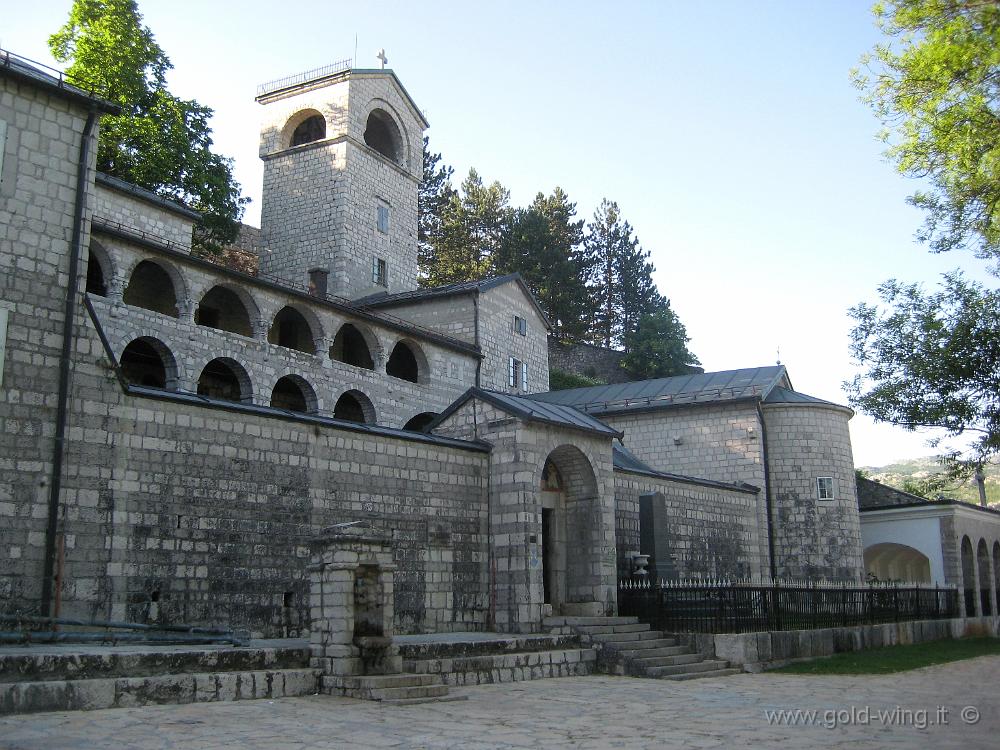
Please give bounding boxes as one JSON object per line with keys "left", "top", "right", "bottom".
{"left": 0, "top": 53, "right": 865, "bottom": 637}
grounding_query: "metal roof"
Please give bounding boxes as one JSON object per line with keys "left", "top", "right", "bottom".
{"left": 762, "top": 385, "right": 848, "bottom": 410}
{"left": 529, "top": 366, "right": 789, "bottom": 415}
{"left": 0, "top": 49, "right": 118, "bottom": 114}
{"left": 431, "top": 388, "right": 623, "bottom": 439}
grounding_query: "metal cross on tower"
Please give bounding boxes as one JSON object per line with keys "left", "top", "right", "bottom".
{"left": 377, "top": 49, "right": 388, "bottom": 69}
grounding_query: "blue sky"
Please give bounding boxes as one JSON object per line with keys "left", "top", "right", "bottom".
{"left": 5, "top": 0, "right": 994, "bottom": 466}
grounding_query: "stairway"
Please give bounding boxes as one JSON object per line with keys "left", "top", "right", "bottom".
{"left": 321, "top": 672, "right": 465, "bottom": 705}
{"left": 544, "top": 616, "right": 741, "bottom": 681}
{"left": 399, "top": 633, "right": 597, "bottom": 686}
{"left": 0, "top": 640, "right": 319, "bottom": 715}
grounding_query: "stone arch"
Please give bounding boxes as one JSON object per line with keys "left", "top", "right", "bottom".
{"left": 86, "top": 239, "right": 114, "bottom": 297}
{"left": 119, "top": 336, "right": 178, "bottom": 390}
{"left": 270, "top": 374, "right": 318, "bottom": 414}
{"left": 333, "top": 389, "right": 376, "bottom": 424}
{"left": 402, "top": 412, "right": 438, "bottom": 432}
{"left": 195, "top": 284, "right": 258, "bottom": 337}
{"left": 386, "top": 339, "right": 428, "bottom": 384}
{"left": 268, "top": 304, "right": 322, "bottom": 354}
{"left": 330, "top": 322, "right": 378, "bottom": 370}
{"left": 993, "top": 541, "right": 1000, "bottom": 613}
{"left": 282, "top": 108, "right": 326, "bottom": 149}
{"left": 122, "top": 258, "right": 186, "bottom": 317}
{"left": 196, "top": 357, "right": 252, "bottom": 403}
{"left": 977, "top": 538, "right": 992, "bottom": 616}
{"left": 961, "top": 535, "right": 976, "bottom": 615}
{"left": 363, "top": 107, "right": 405, "bottom": 166}
{"left": 863, "top": 543, "right": 932, "bottom": 583}
{"left": 538, "top": 444, "right": 600, "bottom": 613}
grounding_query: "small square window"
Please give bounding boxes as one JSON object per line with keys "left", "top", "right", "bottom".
{"left": 377, "top": 205, "right": 390, "bottom": 234}
{"left": 372, "top": 257, "right": 388, "bottom": 287}
{"left": 817, "top": 477, "right": 835, "bottom": 500}
{"left": 513, "top": 315, "right": 527, "bottom": 336}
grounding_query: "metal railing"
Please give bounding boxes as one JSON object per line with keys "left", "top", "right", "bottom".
{"left": 257, "top": 58, "right": 353, "bottom": 97}
{"left": 0, "top": 48, "right": 108, "bottom": 100}
{"left": 618, "top": 578, "right": 960, "bottom": 634}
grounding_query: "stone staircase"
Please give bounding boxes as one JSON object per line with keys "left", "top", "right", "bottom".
{"left": 544, "top": 616, "right": 741, "bottom": 681}
{"left": 0, "top": 640, "right": 319, "bottom": 715}
{"left": 322, "top": 672, "right": 464, "bottom": 705}
{"left": 399, "top": 633, "right": 597, "bottom": 686}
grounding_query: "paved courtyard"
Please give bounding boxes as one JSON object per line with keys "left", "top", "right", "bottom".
{"left": 1, "top": 656, "right": 997, "bottom": 749}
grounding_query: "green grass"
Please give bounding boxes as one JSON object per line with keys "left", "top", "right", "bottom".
{"left": 772, "top": 637, "right": 1000, "bottom": 675}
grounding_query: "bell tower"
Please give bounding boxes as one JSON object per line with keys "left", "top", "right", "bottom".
{"left": 255, "top": 61, "right": 427, "bottom": 299}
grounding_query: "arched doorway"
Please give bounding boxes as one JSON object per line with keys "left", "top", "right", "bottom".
{"left": 961, "top": 536, "right": 976, "bottom": 615}
{"left": 539, "top": 445, "right": 599, "bottom": 615}
{"left": 977, "top": 539, "right": 992, "bottom": 616}
{"left": 334, "top": 390, "right": 376, "bottom": 424}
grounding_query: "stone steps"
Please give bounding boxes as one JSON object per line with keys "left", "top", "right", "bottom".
{"left": 543, "top": 616, "right": 639, "bottom": 628}
{"left": 0, "top": 642, "right": 318, "bottom": 715}
{"left": 549, "top": 616, "right": 741, "bottom": 682}
{"left": 321, "top": 673, "right": 463, "bottom": 703}
{"left": 404, "top": 647, "right": 597, "bottom": 686}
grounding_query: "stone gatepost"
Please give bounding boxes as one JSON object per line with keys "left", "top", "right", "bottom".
{"left": 308, "top": 521, "right": 402, "bottom": 694}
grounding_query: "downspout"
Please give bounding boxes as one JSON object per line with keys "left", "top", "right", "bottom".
{"left": 756, "top": 399, "right": 777, "bottom": 580}
{"left": 472, "top": 291, "right": 482, "bottom": 388}
{"left": 41, "top": 109, "right": 99, "bottom": 616}
{"left": 472, "top": 291, "right": 495, "bottom": 625}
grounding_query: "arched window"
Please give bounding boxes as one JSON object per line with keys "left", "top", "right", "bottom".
{"left": 290, "top": 114, "right": 326, "bottom": 147}
{"left": 977, "top": 539, "right": 992, "bottom": 616}
{"left": 197, "top": 358, "right": 252, "bottom": 403}
{"left": 330, "top": 323, "right": 375, "bottom": 369}
{"left": 196, "top": 285, "right": 254, "bottom": 337}
{"left": 268, "top": 306, "right": 317, "bottom": 354}
{"left": 123, "top": 260, "right": 180, "bottom": 317}
{"left": 961, "top": 536, "right": 975, "bottom": 615}
{"left": 402, "top": 412, "right": 438, "bottom": 432}
{"left": 363, "top": 109, "right": 402, "bottom": 163}
{"left": 270, "top": 375, "right": 316, "bottom": 414}
{"left": 120, "top": 337, "right": 175, "bottom": 389}
{"left": 386, "top": 341, "right": 423, "bottom": 383}
{"left": 334, "top": 390, "right": 375, "bottom": 424}
{"left": 86, "top": 244, "right": 109, "bottom": 296}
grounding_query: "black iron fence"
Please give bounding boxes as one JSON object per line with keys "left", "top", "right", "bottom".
{"left": 618, "top": 578, "right": 960, "bottom": 634}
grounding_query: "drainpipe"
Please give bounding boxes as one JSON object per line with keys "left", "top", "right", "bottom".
{"left": 472, "top": 292, "right": 482, "bottom": 388}
{"left": 756, "top": 399, "right": 777, "bottom": 580}
{"left": 40, "top": 109, "right": 99, "bottom": 616}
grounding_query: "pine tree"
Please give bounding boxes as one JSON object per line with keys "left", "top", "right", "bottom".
{"left": 417, "top": 136, "right": 455, "bottom": 281}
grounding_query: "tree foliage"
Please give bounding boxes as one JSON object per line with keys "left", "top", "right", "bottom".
{"left": 622, "top": 305, "right": 700, "bottom": 380}
{"left": 50, "top": 0, "right": 247, "bottom": 249}
{"left": 847, "top": 272, "right": 1000, "bottom": 471}
{"left": 853, "top": 0, "right": 1000, "bottom": 257}
{"left": 417, "top": 136, "right": 455, "bottom": 277}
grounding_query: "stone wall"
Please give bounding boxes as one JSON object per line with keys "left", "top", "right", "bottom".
{"left": 368, "top": 296, "right": 478, "bottom": 345}
{"left": 547, "top": 339, "right": 628, "bottom": 384}
{"left": 0, "top": 73, "right": 99, "bottom": 609}
{"left": 857, "top": 476, "right": 926, "bottom": 509}
{"left": 93, "top": 180, "right": 196, "bottom": 251}
{"left": 614, "top": 472, "right": 763, "bottom": 580}
{"left": 762, "top": 403, "right": 864, "bottom": 581}
{"left": 479, "top": 283, "right": 550, "bottom": 395}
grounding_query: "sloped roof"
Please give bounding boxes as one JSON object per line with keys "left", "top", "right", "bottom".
{"left": 762, "top": 385, "right": 850, "bottom": 411}
{"left": 431, "top": 387, "right": 622, "bottom": 439}
{"left": 612, "top": 443, "right": 760, "bottom": 494}
{"left": 356, "top": 273, "right": 552, "bottom": 330}
{"left": 529, "top": 366, "right": 789, "bottom": 415}
{"left": 0, "top": 49, "right": 118, "bottom": 114}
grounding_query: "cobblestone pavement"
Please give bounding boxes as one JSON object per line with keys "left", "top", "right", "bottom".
{"left": 2, "top": 657, "right": 997, "bottom": 749}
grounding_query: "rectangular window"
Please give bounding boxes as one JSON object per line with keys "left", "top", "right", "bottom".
{"left": 372, "top": 257, "right": 388, "bottom": 287}
{"left": 377, "top": 204, "right": 390, "bottom": 234}
{"left": 308, "top": 268, "right": 328, "bottom": 297}
{"left": 0, "top": 120, "right": 7, "bottom": 183}
{"left": 0, "top": 306, "right": 7, "bottom": 388}
{"left": 513, "top": 315, "right": 527, "bottom": 336}
{"left": 509, "top": 357, "right": 521, "bottom": 388}
{"left": 521, "top": 361, "right": 528, "bottom": 392}
{"left": 817, "top": 477, "right": 835, "bottom": 500}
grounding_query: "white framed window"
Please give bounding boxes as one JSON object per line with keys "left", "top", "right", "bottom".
{"left": 372, "top": 257, "right": 388, "bottom": 287}
{"left": 509, "top": 357, "right": 521, "bottom": 388}
{"left": 376, "top": 204, "right": 390, "bottom": 234}
{"left": 817, "top": 477, "right": 835, "bottom": 500}
{"left": 0, "top": 120, "right": 7, "bottom": 183}
{"left": 513, "top": 315, "right": 527, "bottom": 336}
{"left": 521, "top": 361, "right": 528, "bottom": 391}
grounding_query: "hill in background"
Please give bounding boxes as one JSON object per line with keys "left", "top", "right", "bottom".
{"left": 859, "top": 456, "right": 1000, "bottom": 508}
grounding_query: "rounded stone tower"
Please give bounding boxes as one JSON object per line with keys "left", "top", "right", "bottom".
{"left": 255, "top": 62, "right": 428, "bottom": 299}
{"left": 762, "top": 389, "right": 865, "bottom": 582}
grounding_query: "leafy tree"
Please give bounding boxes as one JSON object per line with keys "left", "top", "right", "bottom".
{"left": 847, "top": 272, "right": 1000, "bottom": 472}
{"left": 417, "top": 137, "right": 455, "bottom": 280}
{"left": 548, "top": 369, "right": 605, "bottom": 391}
{"left": 622, "top": 305, "right": 700, "bottom": 379}
{"left": 422, "top": 169, "right": 511, "bottom": 286}
{"left": 853, "top": 0, "right": 1000, "bottom": 258}
{"left": 497, "top": 189, "right": 591, "bottom": 338}
{"left": 50, "top": 0, "right": 248, "bottom": 249}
